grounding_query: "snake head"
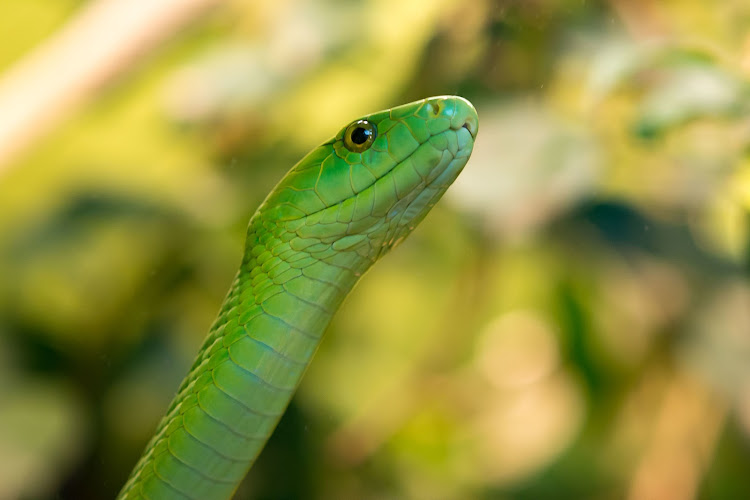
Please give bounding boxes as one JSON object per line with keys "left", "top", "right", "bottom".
{"left": 258, "top": 96, "right": 478, "bottom": 262}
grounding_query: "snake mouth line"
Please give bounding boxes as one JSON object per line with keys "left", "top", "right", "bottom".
{"left": 286, "top": 126, "right": 475, "bottom": 222}
{"left": 382, "top": 126, "right": 474, "bottom": 237}
{"left": 382, "top": 124, "right": 475, "bottom": 209}
{"left": 370, "top": 125, "right": 475, "bottom": 224}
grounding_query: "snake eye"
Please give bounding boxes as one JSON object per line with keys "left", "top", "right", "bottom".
{"left": 343, "top": 120, "right": 377, "bottom": 153}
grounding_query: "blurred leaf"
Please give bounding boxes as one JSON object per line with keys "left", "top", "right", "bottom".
{"left": 0, "top": 380, "right": 86, "bottom": 499}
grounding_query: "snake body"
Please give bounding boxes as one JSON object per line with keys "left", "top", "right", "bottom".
{"left": 117, "top": 96, "right": 478, "bottom": 499}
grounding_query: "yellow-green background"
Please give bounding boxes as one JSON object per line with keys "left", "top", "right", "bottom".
{"left": 1, "top": 1, "right": 749, "bottom": 499}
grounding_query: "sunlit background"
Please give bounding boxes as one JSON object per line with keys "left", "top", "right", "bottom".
{"left": 0, "top": 1, "right": 749, "bottom": 499}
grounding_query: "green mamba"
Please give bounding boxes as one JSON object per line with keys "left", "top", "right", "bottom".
{"left": 118, "top": 95, "right": 479, "bottom": 500}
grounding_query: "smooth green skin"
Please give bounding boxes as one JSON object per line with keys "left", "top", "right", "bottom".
{"left": 117, "top": 96, "right": 478, "bottom": 500}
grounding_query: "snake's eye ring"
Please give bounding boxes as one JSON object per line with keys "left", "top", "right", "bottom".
{"left": 343, "top": 120, "right": 377, "bottom": 153}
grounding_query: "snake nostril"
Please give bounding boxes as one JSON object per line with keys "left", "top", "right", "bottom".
{"left": 461, "top": 119, "right": 477, "bottom": 138}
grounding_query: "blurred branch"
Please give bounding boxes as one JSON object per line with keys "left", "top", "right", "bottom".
{"left": 609, "top": 0, "right": 667, "bottom": 40}
{"left": 627, "top": 372, "right": 725, "bottom": 500}
{"left": 0, "top": 0, "right": 223, "bottom": 175}
{"left": 743, "top": 34, "right": 750, "bottom": 74}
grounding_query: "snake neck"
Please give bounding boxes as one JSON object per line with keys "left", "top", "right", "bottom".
{"left": 116, "top": 214, "right": 373, "bottom": 500}
{"left": 217, "top": 213, "right": 371, "bottom": 357}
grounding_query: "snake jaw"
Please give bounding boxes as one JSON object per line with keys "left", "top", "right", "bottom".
{"left": 381, "top": 135, "right": 475, "bottom": 254}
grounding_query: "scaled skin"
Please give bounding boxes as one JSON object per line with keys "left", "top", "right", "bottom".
{"left": 117, "top": 96, "right": 478, "bottom": 500}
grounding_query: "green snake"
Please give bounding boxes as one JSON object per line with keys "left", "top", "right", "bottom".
{"left": 117, "top": 96, "right": 478, "bottom": 499}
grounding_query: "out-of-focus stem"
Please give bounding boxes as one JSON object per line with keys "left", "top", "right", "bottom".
{"left": 627, "top": 371, "right": 725, "bottom": 500}
{"left": 0, "top": 0, "right": 223, "bottom": 175}
{"left": 608, "top": 0, "right": 667, "bottom": 39}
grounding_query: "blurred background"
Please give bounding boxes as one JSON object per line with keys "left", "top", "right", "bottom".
{"left": 0, "top": 0, "right": 749, "bottom": 499}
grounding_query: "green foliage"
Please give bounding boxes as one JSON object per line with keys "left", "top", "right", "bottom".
{"left": 0, "top": 1, "right": 748, "bottom": 499}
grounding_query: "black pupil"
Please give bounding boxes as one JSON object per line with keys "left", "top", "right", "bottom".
{"left": 350, "top": 126, "right": 370, "bottom": 145}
